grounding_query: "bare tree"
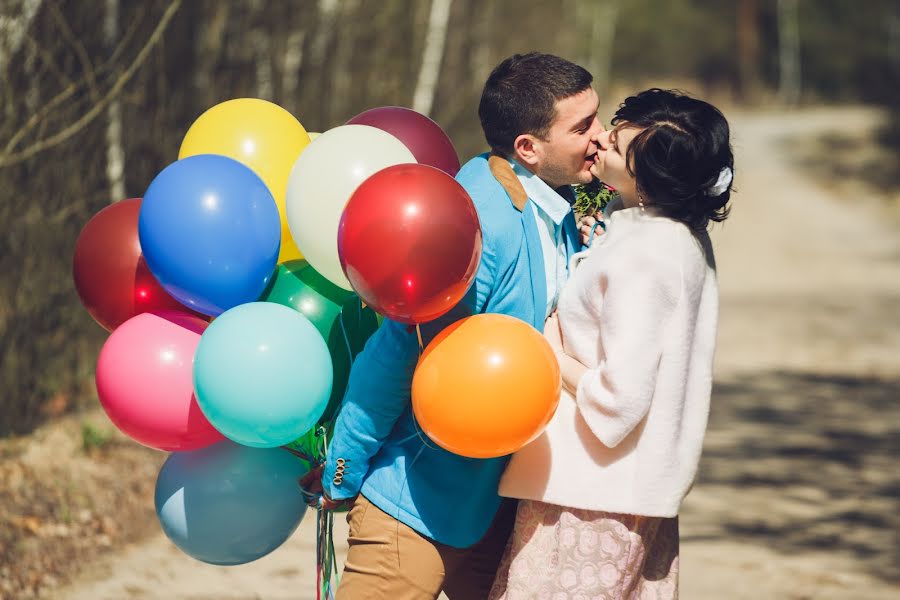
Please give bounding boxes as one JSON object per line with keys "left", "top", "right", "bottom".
{"left": 0, "top": 0, "right": 44, "bottom": 75}
{"left": 282, "top": 28, "right": 305, "bottom": 113}
{"left": 737, "top": 0, "right": 762, "bottom": 103}
{"left": 104, "top": 0, "right": 125, "bottom": 202}
{"left": 250, "top": 0, "right": 273, "bottom": 101}
{"left": 413, "top": 0, "right": 452, "bottom": 116}
{"left": 574, "top": 0, "right": 619, "bottom": 98}
{"left": 777, "top": 0, "right": 801, "bottom": 106}
{"left": 0, "top": 0, "right": 182, "bottom": 168}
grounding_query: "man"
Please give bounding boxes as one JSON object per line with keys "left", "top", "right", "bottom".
{"left": 302, "top": 52, "right": 604, "bottom": 599}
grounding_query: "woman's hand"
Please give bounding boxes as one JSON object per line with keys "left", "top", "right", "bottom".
{"left": 544, "top": 312, "right": 588, "bottom": 396}
{"left": 578, "top": 213, "right": 604, "bottom": 247}
{"left": 544, "top": 312, "right": 564, "bottom": 353}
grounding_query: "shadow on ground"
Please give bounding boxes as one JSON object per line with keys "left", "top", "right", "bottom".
{"left": 688, "top": 371, "right": 900, "bottom": 582}
{"left": 787, "top": 127, "right": 900, "bottom": 196}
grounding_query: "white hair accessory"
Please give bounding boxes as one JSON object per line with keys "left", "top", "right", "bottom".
{"left": 706, "top": 166, "right": 733, "bottom": 197}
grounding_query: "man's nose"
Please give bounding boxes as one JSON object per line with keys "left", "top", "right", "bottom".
{"left": 589, "top": 122, "right": 606, "bottom": 149}
{"left": 594, "top": 129, "right": 611, "bottom": 150}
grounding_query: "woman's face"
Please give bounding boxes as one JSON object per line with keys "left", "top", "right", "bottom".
{"left": 590, "top": 125, "right": 642, "bottom": 208}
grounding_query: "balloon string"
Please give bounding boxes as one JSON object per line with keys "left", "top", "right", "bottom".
{"left": 314, "top": 298, "right": 376, "bottom": 597}
{"left": 339, "top": 304, "right": 355, "bottom": 373}
{"left": 316, "top": 511, "right": 323, "bottom": 600}
{"left": 410, "top": 412, "right": 442, "bottom": 452}
{"left": 328, "top": 510, "right": 340, "bottom": 593}
{"left": 416, "top": 324, "right": 424, "bottom": 352}
{"left": 281, "top": 445, "right": 319, "bottom": 465}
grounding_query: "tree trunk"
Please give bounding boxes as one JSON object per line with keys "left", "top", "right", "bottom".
{"left": 0, "top": 0, "right": 43, "bottom": 75}
{"left": 574, "top": 0, "right": 619, "bottom": 98}
{"left": 282, "top": 28, "right": 305, "bottom": 113}
{"left": 249, "top": 0, "right": 273, "bottom": 101}
{"left": 777, "top": 0, "right": 801, "bottom": 106}
{"left": 413, "top": 0, "right": 452, "bottom": 116}
{"left": 737, "top": 0, "right": 762, "bottom": 103}
{"left": 104, "top": 0, "right": 125, "bottom": 202}
{"left": 328, "top": 0, "right": 359, "bottom": 122}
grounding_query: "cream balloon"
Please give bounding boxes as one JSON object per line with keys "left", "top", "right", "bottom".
{"left": 285, "top": 125, "right": 416, "bottom": 290}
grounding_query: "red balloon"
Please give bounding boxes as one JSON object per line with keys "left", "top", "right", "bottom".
{"left": 73, "top": 199, "right": 196, "bottom": 331}
{"left": 346, "top": 107, "right": 461, "bottom": 176}
{"left": 338, "top": 164, "right": 482, "bottom": 324}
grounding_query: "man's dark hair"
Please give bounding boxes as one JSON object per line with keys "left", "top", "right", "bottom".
{"left": 613, "top": 88, "right": 734, "bottom": 230}
{"left": 478, "top": 53, "right": 593, "bottom": 157}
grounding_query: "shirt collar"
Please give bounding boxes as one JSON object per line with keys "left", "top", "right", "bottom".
{"left": 509, "top": 159, "right": 572, "bottom": 225}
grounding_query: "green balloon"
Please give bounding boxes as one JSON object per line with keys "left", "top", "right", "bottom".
{"left": 261, "top": 260, "right": 353, "bottom": 338}
{"left": 261, "top": 260, "right": 380, "bottom": 428}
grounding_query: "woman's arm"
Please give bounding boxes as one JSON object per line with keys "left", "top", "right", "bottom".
{"left": 543, "top": 312, "right": 587, "bottom": 396}
{"left": 546, "top": 237, "right": 683, "bottom": 449}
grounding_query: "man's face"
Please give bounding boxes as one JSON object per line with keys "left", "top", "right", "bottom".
{"left": 528, "top": 88, "right": 603, "bottom": 189}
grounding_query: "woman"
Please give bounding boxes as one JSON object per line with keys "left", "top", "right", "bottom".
{"left": 489, "top": 89, "right": 734, "bottom": 599}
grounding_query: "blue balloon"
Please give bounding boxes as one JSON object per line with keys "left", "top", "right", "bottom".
{"left": 194, "top": 302, "right": 333, "bottom": 448}
{"left": 155, "top": 441, "right": 308, "bottom": 565}
{"left": 139, "top": 154, "right": 281, "bottom": 316}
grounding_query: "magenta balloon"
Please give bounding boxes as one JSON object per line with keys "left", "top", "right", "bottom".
{"left": 346, "top": 107, "right": 461, "bottom": 176}
{"left": 95, "top": 311, "right": 224, "bottom": 451}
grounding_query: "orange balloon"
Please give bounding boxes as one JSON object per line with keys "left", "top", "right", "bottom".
{"left": 412, "top": 314, "right": 561, "bottom": 458}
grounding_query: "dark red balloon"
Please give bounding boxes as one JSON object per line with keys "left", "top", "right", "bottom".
{"left": 73, "top": 198, "right": 197, "bottom": 331}
{"left": 346, "top": 106, "right": 461, "bottom": 177}
{"left": 338, "top": 164, "right": 482, "bottom": 325}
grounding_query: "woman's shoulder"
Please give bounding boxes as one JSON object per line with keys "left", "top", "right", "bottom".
{"left": 602, "top": 213, "right": 713, "bottom": 283}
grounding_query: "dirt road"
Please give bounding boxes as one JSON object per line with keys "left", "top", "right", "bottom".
{"left": 51, "top": 108, "right": 900, "bottom": 599}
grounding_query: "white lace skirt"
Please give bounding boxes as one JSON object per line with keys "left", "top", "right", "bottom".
{"left": 489, "top": 500, "right": 679, "bottom": 600}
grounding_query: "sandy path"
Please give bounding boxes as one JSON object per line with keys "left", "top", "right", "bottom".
{"left": 53, "top": 108, "right": 900, "bottom": 599}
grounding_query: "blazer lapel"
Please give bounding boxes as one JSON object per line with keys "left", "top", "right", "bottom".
{"left": 521, "top": 211, "right": 547, "bottom": 332}
{"left": 487, "top": 154, "right": 545, "bottom": 332}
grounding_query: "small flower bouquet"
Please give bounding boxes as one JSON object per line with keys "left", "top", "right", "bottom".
{"left": 573, "top": 179, "right": 617, "bottom": 219}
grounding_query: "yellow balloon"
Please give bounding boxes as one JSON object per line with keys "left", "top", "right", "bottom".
{"left": 179, "top": 99, "right": 311, "bottom": 263}
{"left": 308, "top": 131, "right": 321, "bottom": 140}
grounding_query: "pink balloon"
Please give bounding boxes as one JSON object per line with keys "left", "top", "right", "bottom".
{"left": 95, "top": 311, "right": 224, "bottom": 451}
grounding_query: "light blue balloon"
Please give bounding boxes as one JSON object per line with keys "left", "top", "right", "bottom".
{"left": 139, "top": 154, "right": 281, "bottom": 317}
{"left": 194, "top": 302, "right": 333, "bottom": 448}
{"left": 155, "top": 441, "right": 308, "bottom": 565}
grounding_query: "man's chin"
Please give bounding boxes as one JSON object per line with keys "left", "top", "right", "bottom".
{"left": 572, "top": 170, "right": 595, "bottom": 186}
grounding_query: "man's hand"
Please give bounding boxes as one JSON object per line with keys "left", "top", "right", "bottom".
{"left": 299, "top": 464, "right": 324, "bottom": 506}
{"left": 298, "top": 464, "right": 357, "bottom": 512}
{"left": 578, "top": 212, "right": 604, "bottom": 248}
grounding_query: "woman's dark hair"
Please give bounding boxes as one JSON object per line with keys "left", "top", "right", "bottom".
{"left": 479, "top": 53, "right": 593, "bottom": 157}
{"left": 613, "top": 89, "right": 734, "bottom": 230}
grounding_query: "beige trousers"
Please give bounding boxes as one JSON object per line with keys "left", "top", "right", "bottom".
{"left": 335, "top": 494, "right": 517, "bottom": 600}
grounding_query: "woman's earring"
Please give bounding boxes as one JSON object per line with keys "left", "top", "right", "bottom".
{"left": 638, "top": 194, "right": 645, "bottom": 212}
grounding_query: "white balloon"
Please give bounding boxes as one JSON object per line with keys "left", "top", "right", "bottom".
{"left": 286, "top": 125, "right": 416, "bottom": 289}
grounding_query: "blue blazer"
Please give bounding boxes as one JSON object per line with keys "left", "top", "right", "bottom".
{"left": 323, "top": 153, "right": 581, "bottom": 547}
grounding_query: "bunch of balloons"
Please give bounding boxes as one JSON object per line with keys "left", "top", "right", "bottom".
{"left": 73, "top": 98, "right": 492, "bottom": 565}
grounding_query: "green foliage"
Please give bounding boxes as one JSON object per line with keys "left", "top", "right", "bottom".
{"left": 81, "top": 422, "right": 114, "bottom": 452}
{"left": 573, "top": 180, "right": 618, "bottom": 218}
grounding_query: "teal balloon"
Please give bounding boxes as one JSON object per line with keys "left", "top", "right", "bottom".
{"left": 260, "top": 260, "right": 380, "bottom": 424}
{"left": 155, "top": 441, "right": 308, "bottom": 565}
{"left": 194, "top": 302, "right": 333, "bottom": 448}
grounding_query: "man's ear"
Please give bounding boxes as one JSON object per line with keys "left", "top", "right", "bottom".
{"left": 513, "top": 134, "right": 540, "bottom": 167}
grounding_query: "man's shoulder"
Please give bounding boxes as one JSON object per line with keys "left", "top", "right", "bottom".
{"left": 456, "top": 153, "right": 521, "bottom": 230}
